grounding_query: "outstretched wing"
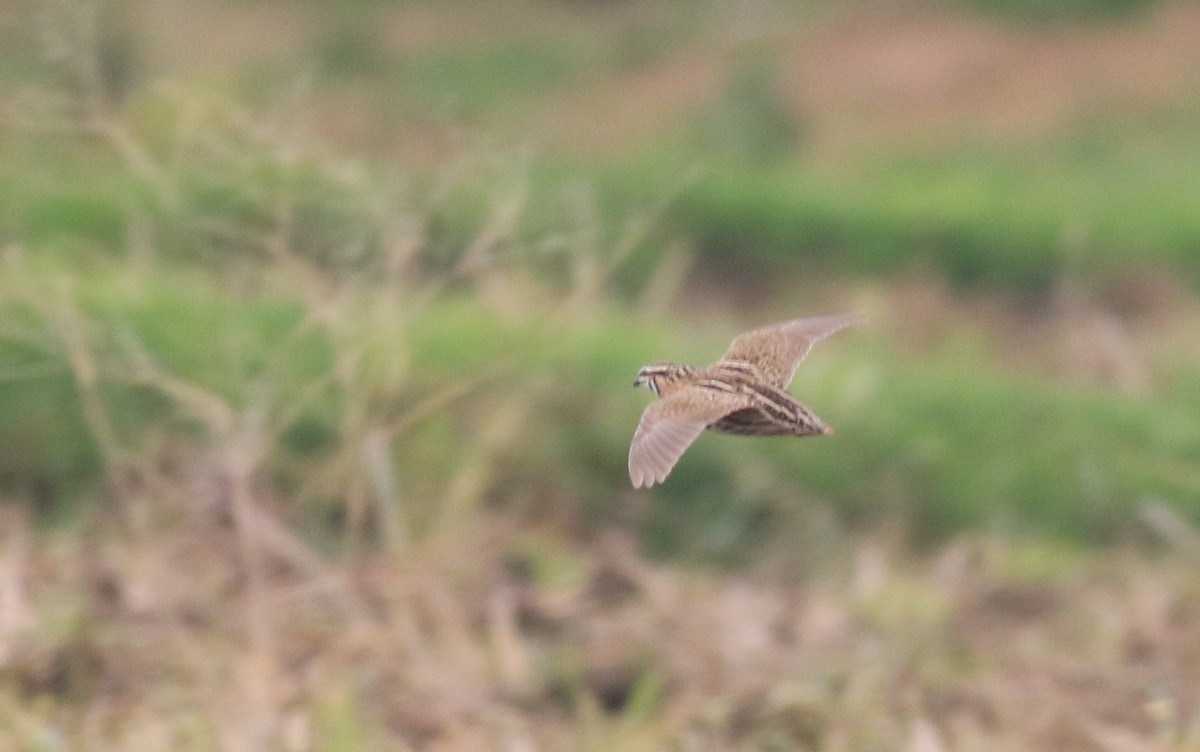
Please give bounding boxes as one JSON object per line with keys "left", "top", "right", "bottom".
{"left": 628, "top": 389, "right": 754, "bottom": 489}
{"left": 720, "top": 313, "right": 863, "bottom": 388}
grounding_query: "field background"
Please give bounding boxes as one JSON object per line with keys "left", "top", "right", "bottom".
{"left": 3, "top": 0, "right": 1200, "bottom": 749}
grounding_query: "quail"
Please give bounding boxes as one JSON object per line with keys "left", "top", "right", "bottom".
{"left": 629, "top": 313, "right": 862, "bottom": 488}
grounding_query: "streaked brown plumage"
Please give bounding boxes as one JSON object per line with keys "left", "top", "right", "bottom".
{"left": 628, "top": 313, "right": 862, "bottom": 489}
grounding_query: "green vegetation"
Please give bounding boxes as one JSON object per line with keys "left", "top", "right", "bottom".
{"left": 969, "top": 0, "right": 1158, "bottom": 22}
{"left": 399, "top": 40, "right": 587, "bottom": 117}
{"left": 3, "top": 0, "right": 1199, "bottom": 574}
{"left": 584, "top": 124, "right": 1200, "bottom": 295}
{"left": 5, "top": 136, "right": 1198, "bottom": 549}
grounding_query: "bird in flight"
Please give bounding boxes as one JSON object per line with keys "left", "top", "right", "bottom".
{"left": 628, "top": 313, "right": 862, "bottom": 489}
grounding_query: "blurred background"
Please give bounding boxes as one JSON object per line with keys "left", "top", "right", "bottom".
{"left": 2, "top": 0, "right": 1200, "bottom": 748}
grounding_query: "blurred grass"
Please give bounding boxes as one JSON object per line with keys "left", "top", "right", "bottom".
{"left": 968, "top": 0, "right": 1159, "bottom": 22}
{"left": 4, "top": 244, "right": 1198, "bottom": 549}
{"left": 584, "top": 118, "right": 1200, "bottom": 295}
{"left": 4, "top": 1, "right": 1200, "bottom": 749}
{"left": 3, "top": 0, "right": 1199, "bottom": 552}
{"left": 397, "top": 40, "right": 587, "bottom": 119}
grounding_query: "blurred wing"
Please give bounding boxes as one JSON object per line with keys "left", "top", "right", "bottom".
{"left": 628, "top": 390, "right": 753, "bottom": 489}
{"left": 720, "top": 313, "right": 863, "bottom": 388}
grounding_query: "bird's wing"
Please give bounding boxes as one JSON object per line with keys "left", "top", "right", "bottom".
{"left": 628, "top": 389, "right": 754, "bottom": 489}
{"left": 719, "top": 313, "right": 864, "bottom": 388}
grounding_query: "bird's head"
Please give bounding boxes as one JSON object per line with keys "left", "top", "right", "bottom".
{"left": 634, "top": 362, "right": 693, "bottom": 395}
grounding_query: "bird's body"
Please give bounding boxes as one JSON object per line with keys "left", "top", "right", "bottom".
{"left": 628, "top": 314, "right": 862, "bottom": 489}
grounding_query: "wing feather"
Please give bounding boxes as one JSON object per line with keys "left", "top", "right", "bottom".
{"left": 720, "top": 313, "right": 863, "bottom": 388}
{"left": 628, "top": 389, "right": 753, "bottom": 488}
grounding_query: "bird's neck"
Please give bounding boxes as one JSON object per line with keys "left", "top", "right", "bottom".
{"left": 653, "top": 363, "right": 698, "bottom": 396}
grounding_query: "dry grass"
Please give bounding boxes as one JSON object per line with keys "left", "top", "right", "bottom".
{"left": 6, "top": 485, "right": 1200, "bottom": 750}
